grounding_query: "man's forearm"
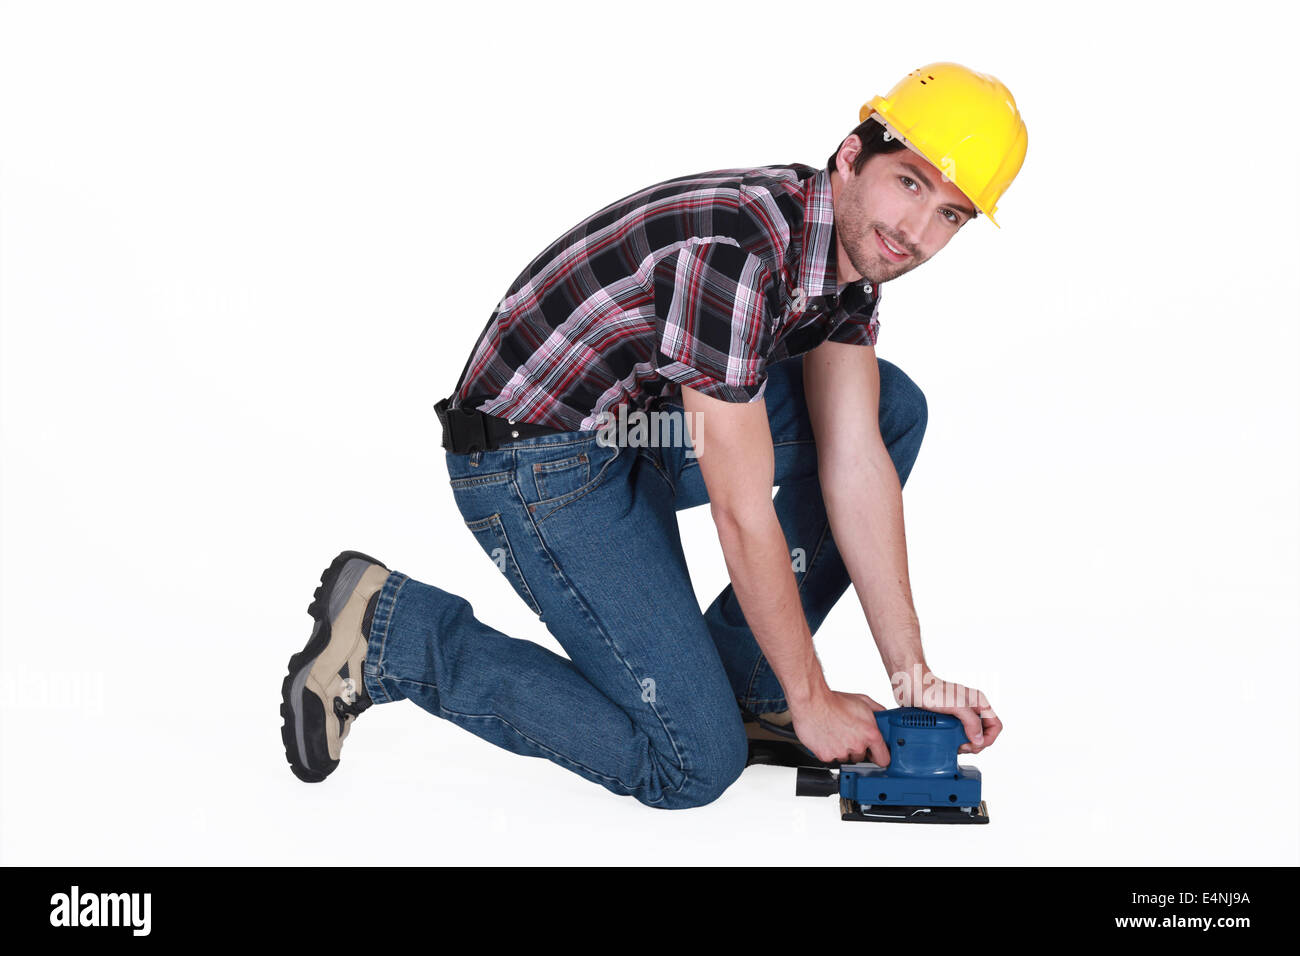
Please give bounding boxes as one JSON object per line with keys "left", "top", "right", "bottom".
{"left": 819, "top": 441, "right": 927, "bottom": 676}
{"left": 712, "top": 503, "right": 829, "bottom": 706}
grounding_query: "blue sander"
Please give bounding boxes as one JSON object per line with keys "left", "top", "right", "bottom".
{"left": 747, "top": 706, "right": 990, "bottom": 824}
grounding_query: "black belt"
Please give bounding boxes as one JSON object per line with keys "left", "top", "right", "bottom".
{"left": 434, "top": 397, "right": 566, "bottom": 453}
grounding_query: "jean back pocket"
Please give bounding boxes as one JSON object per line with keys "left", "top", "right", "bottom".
{"left": 532, "top": 452, "right": 590, "bottom": 502}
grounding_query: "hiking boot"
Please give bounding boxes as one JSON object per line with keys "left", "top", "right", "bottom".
{"left": 742, "top": 707, "right": 797, "bottom": 743}
{"left": 280, "top": 550, "right": 390, "bottom": 782}
{"left": 741, "top": 707, "right": 839, "bottom": 769}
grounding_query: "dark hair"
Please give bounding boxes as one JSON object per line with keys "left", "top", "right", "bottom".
{"left": 827, "top": 115, "right": 980, "bottom": 219}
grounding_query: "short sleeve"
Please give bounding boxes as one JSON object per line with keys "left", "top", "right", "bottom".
{"left": 652, "top": 239, "right": 774, "bottom": 403}
{"left": 827, "top": 286, "right": 882, "bottom": 347}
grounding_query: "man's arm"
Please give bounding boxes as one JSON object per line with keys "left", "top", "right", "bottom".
{"left": 802, "top": 338, "right": 1001, "bottom": 753}
{"left": 679, "top": 384, "right": 891, "bottom": 765}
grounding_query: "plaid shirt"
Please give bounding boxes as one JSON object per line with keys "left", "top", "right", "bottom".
{"left": 450, "top": 163, "right": 882, "bottom": 431}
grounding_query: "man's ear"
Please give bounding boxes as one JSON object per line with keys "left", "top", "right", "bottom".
{"left": 838, "top": 135, "right": 863, "bottom": 176}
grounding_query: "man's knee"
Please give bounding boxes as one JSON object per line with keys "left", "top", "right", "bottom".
{"left": 693, "top": 723, "right": 749, "bottom": 806}
{"left": 878, "top": 357, "right": 927, "bottom": 436}
{"left": 644, "top": 717, "right": 748, "bottom": 810}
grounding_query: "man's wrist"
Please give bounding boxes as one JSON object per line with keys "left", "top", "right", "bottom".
{"left": 875, "top": 623, "right": 926, "bottom": 679}
{"left": 884, "top": 653, "right": 928, "bottom": 677}
{"left": 886, "top": 658, "right": 933, "bottom": 705}
{"left": 783, "top": 667, "right": 831, "bottom": 711}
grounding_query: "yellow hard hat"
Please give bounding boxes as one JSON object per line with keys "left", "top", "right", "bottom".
{"left": 860, "top": 62, "right": 1028, "bottom": 228}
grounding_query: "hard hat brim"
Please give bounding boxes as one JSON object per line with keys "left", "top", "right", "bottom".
{"left": 860, "top": 111, "right": 1001, "bottom": 228}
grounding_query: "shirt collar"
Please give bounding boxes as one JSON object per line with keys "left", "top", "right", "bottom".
{"left": 797, "top": 165, "right": 879, "bottom": 315}
{"left": 798, "top": 166, "right": 843, "bottom": 300}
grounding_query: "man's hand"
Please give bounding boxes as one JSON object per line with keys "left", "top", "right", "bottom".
{"left": 892, "top": 668, "right": 1002, "bottom": 755}
{"left": 788, "top": 689, "right": 892, "bottom": 765}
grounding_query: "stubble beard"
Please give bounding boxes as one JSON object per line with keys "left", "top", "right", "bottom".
{"left": 837, "top": 203, "right": 919, "bottom": 285}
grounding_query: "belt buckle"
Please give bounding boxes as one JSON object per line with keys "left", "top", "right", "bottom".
{"left": 435, "top": 398, "right": 489, "bottom": 453}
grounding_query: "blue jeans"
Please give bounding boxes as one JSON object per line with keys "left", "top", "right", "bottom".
{"left": 361, "top": 354, "right": 927, "bottom": 809}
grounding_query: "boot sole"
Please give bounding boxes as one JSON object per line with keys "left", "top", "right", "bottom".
{"left": 280, "top": 550, "right": 386, "bottom": 783}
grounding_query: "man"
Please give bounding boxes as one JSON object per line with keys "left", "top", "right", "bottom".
{"left": 280, "top": 62, "right": 1028, "bottom": 809}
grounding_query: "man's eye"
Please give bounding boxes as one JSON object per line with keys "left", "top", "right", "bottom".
{"left": 899, "top": 175, "right": 917, "bottom": 191}
{"left": 942, "top": 209, "right": 958, "bottom": 224}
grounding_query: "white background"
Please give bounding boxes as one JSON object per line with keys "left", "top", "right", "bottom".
{"left": 2, "top": 0, "right": 1296, "bottom": 866}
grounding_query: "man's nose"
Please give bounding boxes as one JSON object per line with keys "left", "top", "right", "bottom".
{"left": 896, "top": 207, "right": 927, "bottom": 254}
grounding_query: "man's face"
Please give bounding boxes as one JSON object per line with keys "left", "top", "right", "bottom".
{"left": 830, "top": 132, "right": 977, "bottom": 285}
